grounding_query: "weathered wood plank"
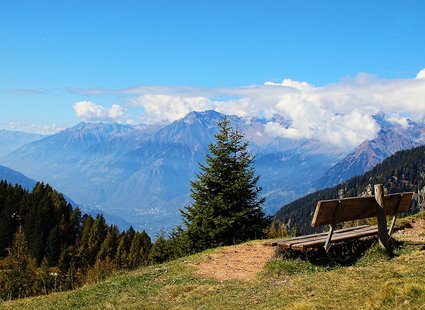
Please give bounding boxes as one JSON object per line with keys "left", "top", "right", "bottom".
{"left": 269, "top": 225, "right": 370, "bottom": 245}
{"left": 290, "top": 226, "right": 379, "bottom": 250}
{"left": 275, "top": 225, "right": 378, "bottom": 250}
{"left": 292, "top": 228, "right": 378, "bottom": 250}
{"left": 311, "top": 192, "right": 413, "bottom": 227}
{"left": 267, "top": 225, "right": 372, "bottom": 248}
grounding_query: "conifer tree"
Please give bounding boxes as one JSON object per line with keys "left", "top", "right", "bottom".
{"left": 128, "top": 232, "right": 143, "bottom": 268}
{"left": 148, "top": 232, "right": 172, "bottom": 263}
{"left": 115, "top": 226, "right": 135, "bottom": 268}
{"left": 181, "top": 118, "right": 269, "bottom": 252}
{"left": 2, "top": 226, "right": 39, "bottom": 299}
{"left": 86, "top": 215, "right": 108, "bottom": 265}
{"left": 97, "top": 225, "right": 119, "bottom": 261}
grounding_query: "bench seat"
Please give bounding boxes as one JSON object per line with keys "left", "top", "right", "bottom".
{"left": 265, "top": 225, "right": 378, "bottom": 251}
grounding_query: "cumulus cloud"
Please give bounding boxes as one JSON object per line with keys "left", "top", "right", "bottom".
{"left": 73, "top": 101, "right": 125, "bottom": 121}
{"left": 73, "top": 68, "right": 425, "bottom": 150}
{"left": 130, "top": 94, "right": 254, "bottom": 123}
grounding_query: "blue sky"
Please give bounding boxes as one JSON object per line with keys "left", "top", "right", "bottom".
{"left": 1, "top": 0, "right": 425, "bottom": 136}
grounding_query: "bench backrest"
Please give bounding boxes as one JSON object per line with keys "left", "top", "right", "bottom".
{"left": 311, "top": 192, "right": 413, "bottom": 227}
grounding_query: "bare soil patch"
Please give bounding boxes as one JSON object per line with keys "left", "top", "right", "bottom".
{"left": 193, "top": 243, "right": 275, "bottom": 281}
{"left": 394, "top": 217, "right": 425, "bottom": 244}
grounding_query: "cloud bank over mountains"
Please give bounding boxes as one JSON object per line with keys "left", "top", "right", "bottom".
{"left": 72, "top": 70, "right": 425, "bottom": 150}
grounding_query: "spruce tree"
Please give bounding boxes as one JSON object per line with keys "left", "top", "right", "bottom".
{"left": 181, "top": 118, "right": 269, "bottom": 252}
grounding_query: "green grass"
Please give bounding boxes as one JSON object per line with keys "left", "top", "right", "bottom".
{"left": 2, "top": 215, "right": 425, "bottom": 309}
{"left": 3, "top": 246, "right": 425, "bottom": 309}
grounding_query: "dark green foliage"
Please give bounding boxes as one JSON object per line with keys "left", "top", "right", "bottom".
{"left": 0, "top": 226, "right": 40, "bottom": 300}
{"left": 97, "top": 225, "right": 119, "bottom": 261}
{"left": 86, "top": 215, "right": 108, "bottom": 265}
{"left": 128, "top": 231, "right": 152, "bottom": 268}
{"left": 0, "top": 181, "right": 152, "bottom": 300}
{"left": 115, "top": 226, "right": 136, "bottom": 269}
{"left": 45, "top": 226, "right": 61, "bottom": 265}
{"left": 148, "top": 232, "right": 173, "bottom": 264}
{"left": 78, "top": 215, "right": 94, "bottom": 266}
{"left": 274, "top": 145, "right": 425, "bottom": 234}
{"left": 181, "top": 118, "right": 270, "bottom": 252}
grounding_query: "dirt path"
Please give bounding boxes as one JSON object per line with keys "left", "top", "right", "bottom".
{"left": 193, "top": 243, "right": 275, "bottom": 281}
{"left": 394, "top": 217, "right": 425, "bottom": 244}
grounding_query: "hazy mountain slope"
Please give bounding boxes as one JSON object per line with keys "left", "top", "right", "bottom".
{"left": 0, "top": 164, "right": 37, "bottom": 189}
{"left": 256, "top": 138, "right": 344, "bottom": 213}
{"left": 0, "top": 129, "right": 44, "bottom": 156}
{"left": 0, "top": 122, "right": 150, "bottom": 206}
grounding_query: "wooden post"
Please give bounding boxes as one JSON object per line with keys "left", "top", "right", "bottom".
{"left": 374, "top": 184, "right": 391, "bottom": 252}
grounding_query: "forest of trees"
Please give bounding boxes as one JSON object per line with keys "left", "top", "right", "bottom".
{"left": 0, "top": 181, "right": 155, "bottom": 300}
{"left": 274, "top": 145, "right": 425, "bottom": 234}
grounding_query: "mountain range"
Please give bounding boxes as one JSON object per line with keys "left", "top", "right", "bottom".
{"left": 1, "top": 110, "right": 424, "bottom": 235}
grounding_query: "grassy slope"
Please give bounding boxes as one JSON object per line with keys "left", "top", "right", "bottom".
{"left": 3, "top": 220, "right": 425, "bottom": 309}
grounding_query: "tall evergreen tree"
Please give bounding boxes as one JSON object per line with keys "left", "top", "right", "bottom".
{"left": 115, "top": 226, "right": 135, "bottom": 268}
{"left": 97, "top": 225, "right": 119, "bottom": 261}
{"left": 181, "top": 118, "right": 269, "bottom": 252}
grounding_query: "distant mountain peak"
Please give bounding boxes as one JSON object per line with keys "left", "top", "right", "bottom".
{"left": 182, "top": 110, "right": 224, "bottom": 124}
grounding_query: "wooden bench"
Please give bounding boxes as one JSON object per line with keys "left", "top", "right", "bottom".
{"left": 267, "top": 185, "right": 413, "bottom": 252}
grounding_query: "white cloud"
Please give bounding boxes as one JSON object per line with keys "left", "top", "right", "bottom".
{"left": 264, "top": 78, "right": 314, "bottom": 90}
{"left": 386, "top": 115, "right": 410, "bottom": 128}
{"left": 130, "top": 94, "right": 254, "bottom": 123}
{"left": 130, "top": 95, "right": 211, "bottom": 123}
{"left": 73, "top": 68, "right": 425, "bottom": 150}
{"left": 264, "top": 122, "right": 306, "bottom": 139}
{"left": 6, "top": 122, "right": 64, "bottom": 134}
{"left": 73, "top": 101, "right": 125, "bottom": 121}
{"left": 416, "top": 68, "right": 425, "bottom": 79}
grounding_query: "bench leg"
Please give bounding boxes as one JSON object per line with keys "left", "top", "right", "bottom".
{"left": 324, "top": 224, "right": 335, "bottom": 253}
{"left": 388, "top": 195, "right": 402, "bottom": 237}
{"left": 388, "top": 214, "right": 397, "bottom": 236}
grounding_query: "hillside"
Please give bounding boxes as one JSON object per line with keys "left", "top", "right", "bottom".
{"left": 274, "top": 145, "right": 425, "bottom": 234}
{"left": 2, "top": 213, "right": 425, "bottom": 309}
{"left": 0, "top": 164, "right": 37, "bottom": 189}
